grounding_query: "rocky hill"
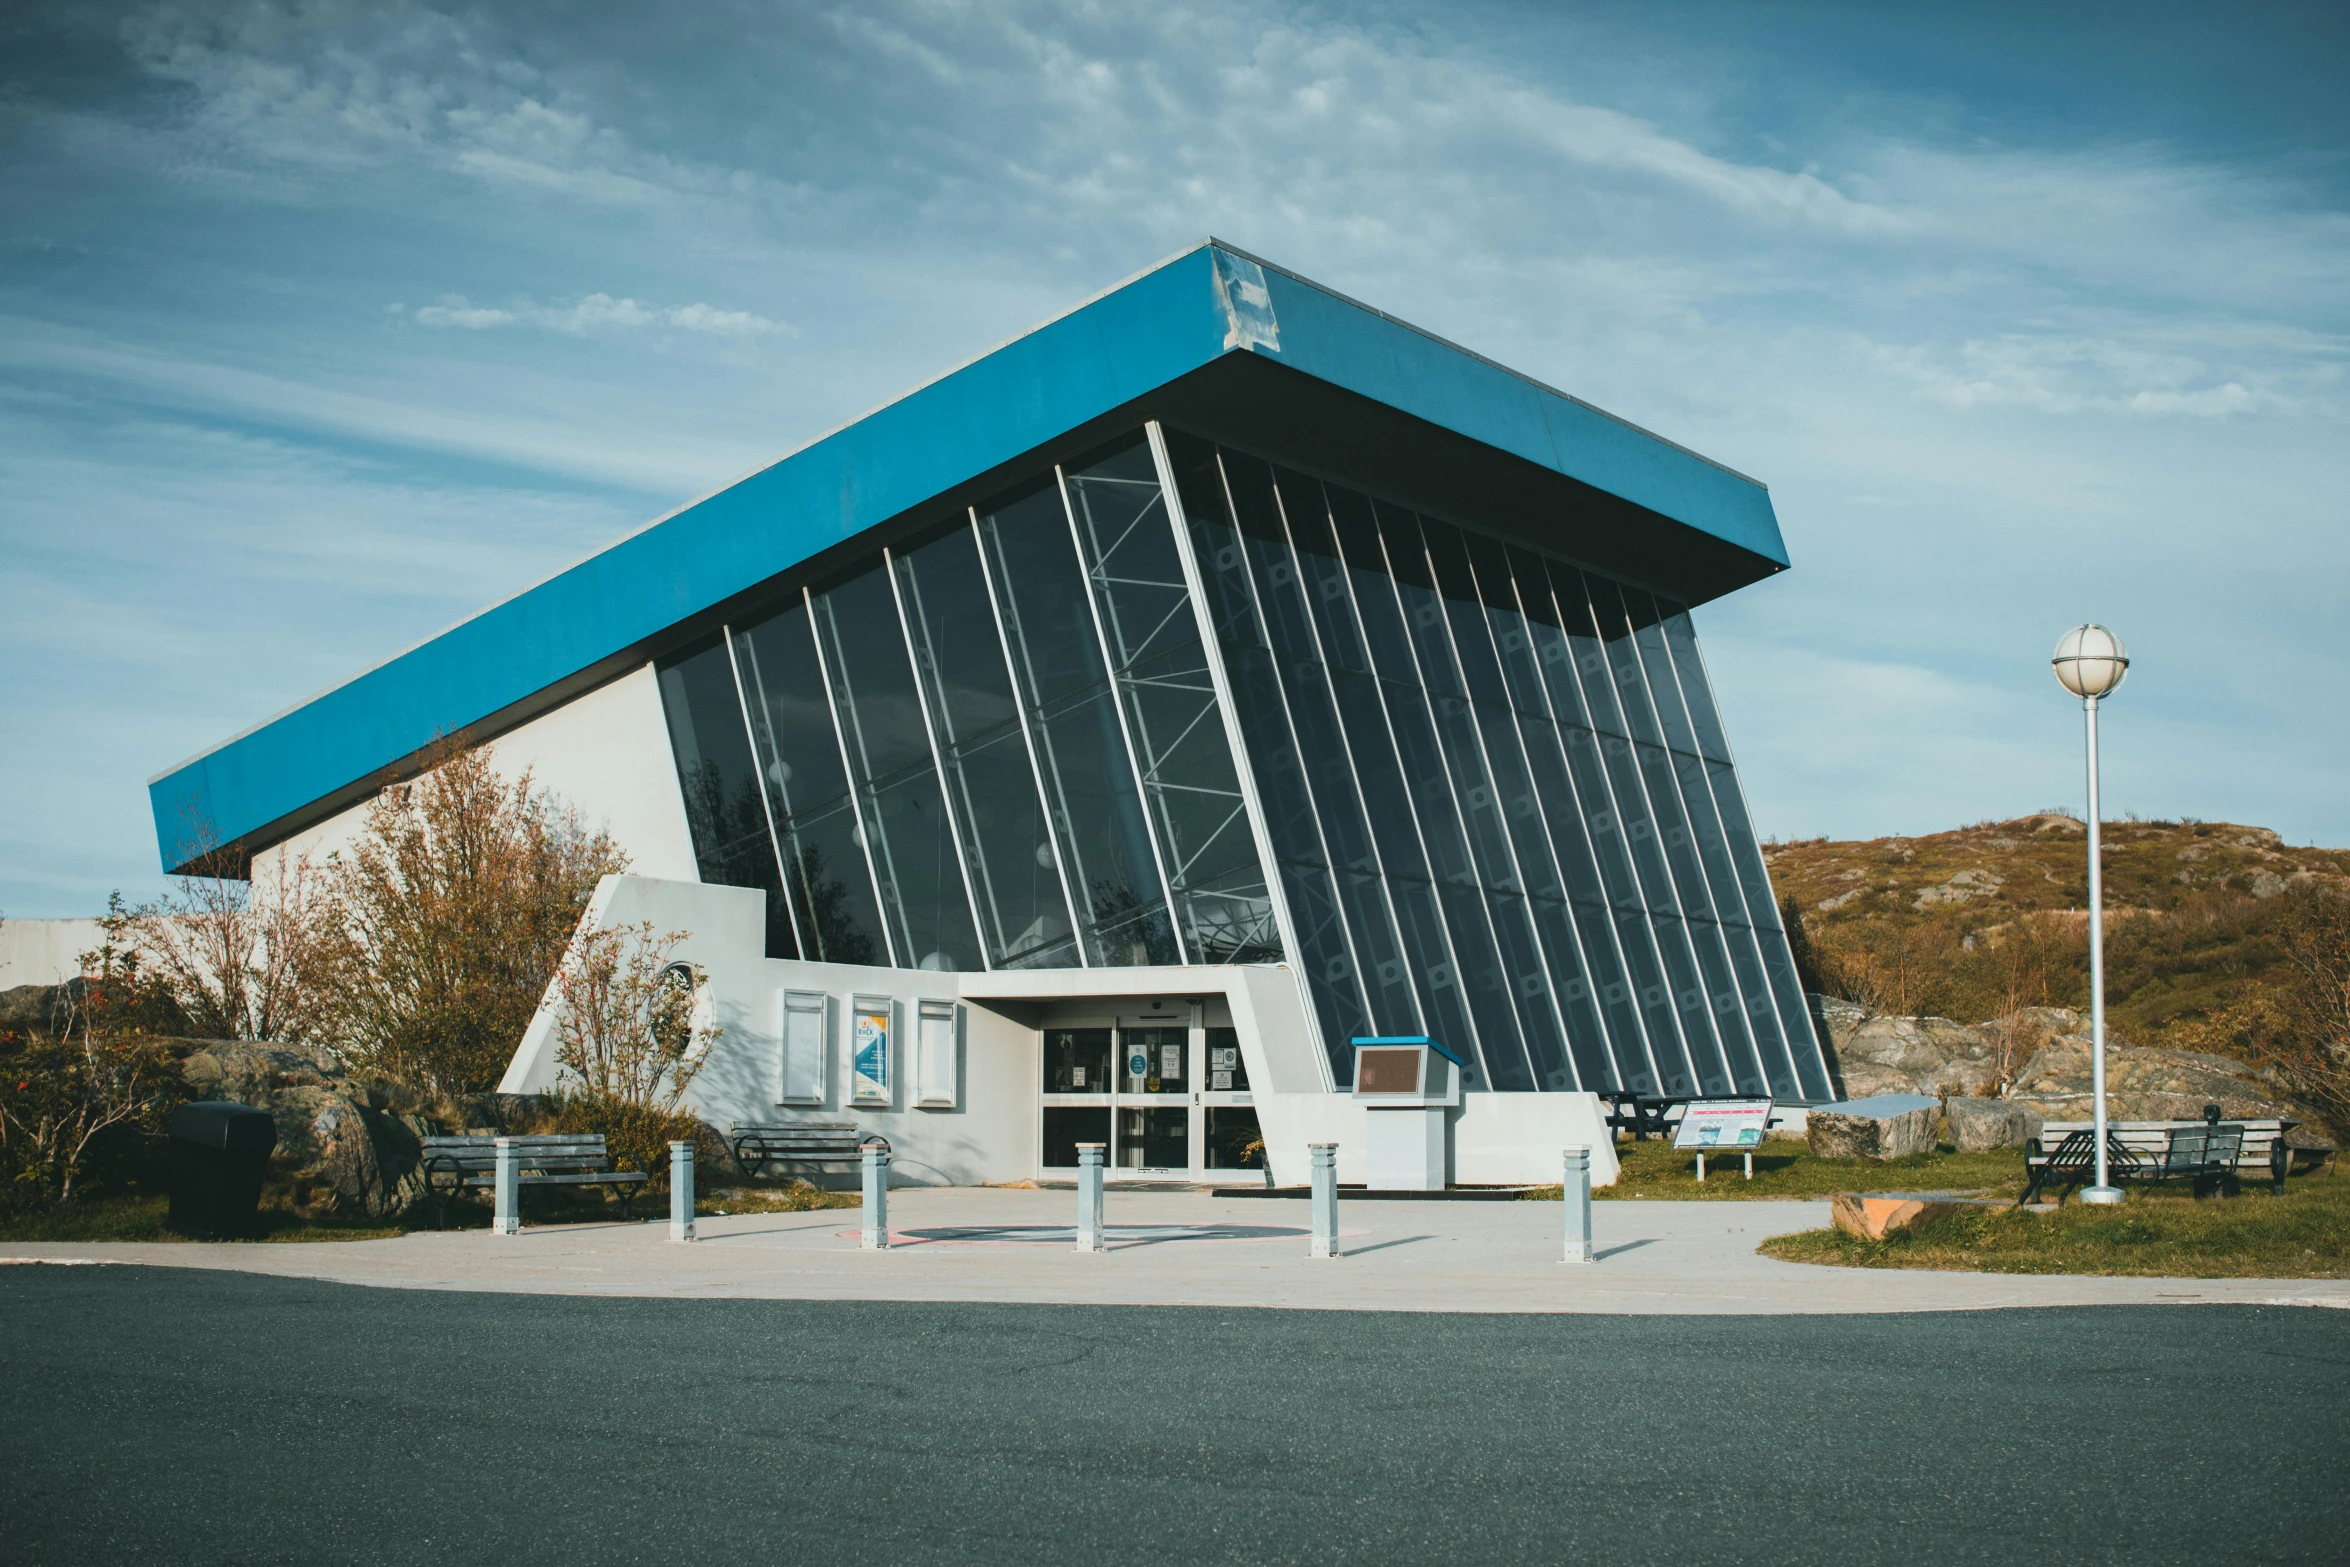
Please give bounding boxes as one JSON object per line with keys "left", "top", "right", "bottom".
{"left": 1762, "top": 816, "right": 2350, "bottom": 1054}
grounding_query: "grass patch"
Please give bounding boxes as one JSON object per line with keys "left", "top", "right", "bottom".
{"left": 1758, "top": 1166, "right": 2350, "bottom": 1278}
{"left": 1522, "top": 1136, "right": 2030, "bottom": 1201}
{"left": 697, "top": 1182, "right": 860, "bottom": 1216}
{"left": 0, "top": 1194, "right": 406, "bottom": 1245}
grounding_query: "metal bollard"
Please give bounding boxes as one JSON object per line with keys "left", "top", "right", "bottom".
{"left": 1308, "top": 1142, "right": 1340, "bottom": 1258}
{"left": 1076, "top": 1142, "right": 1106, "bottom": 1252}
{"left": 493, "top": 1136, "right": 520, "bottom": 1235}
{"left": 860, "top": 1144, "right": 890, "bottom": 1250}
{"left": 668, "top": 1140, "right": 696, "bottom": 1242}
{"left": 1562, "top": 1145, "right": 1594, "bottom": 1264}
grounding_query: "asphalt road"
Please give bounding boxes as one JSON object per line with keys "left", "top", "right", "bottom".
{"left": 5, "top": 1267, "right": 2345, "bottom": 1566}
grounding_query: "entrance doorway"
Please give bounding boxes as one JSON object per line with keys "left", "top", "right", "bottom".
{"left": 1039, "top": 1016, "right": 1263, "bottom": 1180}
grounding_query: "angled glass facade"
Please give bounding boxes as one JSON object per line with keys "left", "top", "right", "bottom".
{"left": 658, "top": 422, "right": 1829, "bottom": 1100}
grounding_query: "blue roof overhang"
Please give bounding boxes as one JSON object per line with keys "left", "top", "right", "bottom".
{"left": 149, "top": 242, "right": 1789, "bottom": 874}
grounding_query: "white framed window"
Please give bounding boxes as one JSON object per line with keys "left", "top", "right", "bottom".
{"left": 914, "top": 1000, "right": 960, "bottom": 1109}
{"left": 779, "top": 990, "right": 831, "bottom": 1106}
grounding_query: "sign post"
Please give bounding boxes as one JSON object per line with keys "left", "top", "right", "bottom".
{"left": 1671, "top": 1099, "right": 1773, "bottom": 1182}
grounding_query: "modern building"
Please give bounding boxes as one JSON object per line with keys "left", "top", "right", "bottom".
{"left": 150, "top": 242, "right": 1831, "bottom": 1189}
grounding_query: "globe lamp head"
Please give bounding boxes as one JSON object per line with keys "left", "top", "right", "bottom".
{"left": 2052, "top": 624, "right": 2129, "bottom": 700}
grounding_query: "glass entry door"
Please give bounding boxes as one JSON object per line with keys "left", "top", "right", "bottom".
{"left": 1040, "top": 1020, "right": 1264, "bottom": 1178}
{"left": 1116, "top": 1024, "right": 1189, "bottom": 1172}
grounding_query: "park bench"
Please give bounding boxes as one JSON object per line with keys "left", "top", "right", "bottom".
{"left": 2021, "top": 1107, "right": 2311, "bottom": 1205}
{"left": 419, "top": 1134, "right": 648, "bottom": 1228}
{"left": 729, "top": 1123, "right": 891, "bottom": 1181}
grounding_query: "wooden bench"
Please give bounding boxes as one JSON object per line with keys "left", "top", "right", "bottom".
{"left": 419, "top": 1134, "right": 649, "bottom": 1228}
{"left": 729, "top": 1123, "right": 891, "bottom": 1181}
{"left": 2022, "top": 1109, "right": 2311, "bottom": 1205}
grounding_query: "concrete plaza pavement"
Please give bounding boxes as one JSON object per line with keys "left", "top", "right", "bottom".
{"left": 9, "top": 1186, "right": 2349, "bottom": 1311}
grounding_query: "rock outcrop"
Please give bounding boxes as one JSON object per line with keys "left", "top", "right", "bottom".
{"left": 1809, "top": 994, "right": 2333, "bottom": 1150}
{"left": 2006, "top": 1036, "right": 2305, "bottom": 1126}
{"left": 178, "top": 1042, "right": 436, "bottom": 1219}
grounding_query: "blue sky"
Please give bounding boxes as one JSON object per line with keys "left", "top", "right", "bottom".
{"left": 3, "top": 0, "right": 2345, "bottom": 917}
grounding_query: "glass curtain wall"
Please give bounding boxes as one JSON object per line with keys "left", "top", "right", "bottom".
{"left": 1158, "top": 428, "right": 1828, "bottom": 1100}
{"left": 654, "top": 434, "right": 1282, "bottom": 978}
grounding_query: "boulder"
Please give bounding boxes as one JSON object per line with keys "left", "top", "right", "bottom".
{"left": 1945, "top": 1097, "right": 2044, "bottom": 1152}
{"left": 2008, "top": 1035, "right": 2305, "bottom": 1123}
{"left": 178, "top": 1041, "right": 432, "bottom": 1219}
{"left": 1808, "top": 1094, "right": 1940, "bottom": 1160}
{"left": 1831, "top": 1192, "right": 1993, "bottom": 1240}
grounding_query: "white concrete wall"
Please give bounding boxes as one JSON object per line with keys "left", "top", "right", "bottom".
{"left": 250, "top": 662, "right": 697, "bottom": 884}
{"left": 0, "top": 919, "right": 108, "bottom": 989}
{"left": 500, "top": 873, "right": 1621, "bottom": 1190}
{"left": 1251, "top": 1090, "right": 1620, "bottom": 1189}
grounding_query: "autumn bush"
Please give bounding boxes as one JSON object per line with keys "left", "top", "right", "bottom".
{"left": 0, "top": 920, "right": 187, "bottom": 1208}
{"left": 301, "top": 743, "right": 628, "bottom": 1100}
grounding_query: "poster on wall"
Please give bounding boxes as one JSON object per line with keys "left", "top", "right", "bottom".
{"left": 850, "top": 996, "right": 894, "bottom": 1106}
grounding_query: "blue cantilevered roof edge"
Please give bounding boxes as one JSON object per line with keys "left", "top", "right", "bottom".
{"left": 148, "top": 241, "right": 1787, "bottom": 871}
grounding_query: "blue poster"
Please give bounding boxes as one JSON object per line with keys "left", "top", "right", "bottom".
{"left": 851, "top": 1001, "right": 892, "bottom": 1104}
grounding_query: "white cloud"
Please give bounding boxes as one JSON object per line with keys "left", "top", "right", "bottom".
{"left": 404, "top": 294, "right": 792, "bottom": 338}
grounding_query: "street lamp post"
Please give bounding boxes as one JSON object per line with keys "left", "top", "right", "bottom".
{"left": 2052, "top": 625, "right": 2131, "bottom": 1205}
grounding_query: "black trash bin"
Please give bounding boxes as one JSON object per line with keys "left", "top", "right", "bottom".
{"left": 168, "top": 1101, "right": 277, "bottom": 1236}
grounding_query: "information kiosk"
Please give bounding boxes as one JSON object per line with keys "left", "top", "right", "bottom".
{"left": 1350, "top": 1036, "right": 1465, "bottom": 1191}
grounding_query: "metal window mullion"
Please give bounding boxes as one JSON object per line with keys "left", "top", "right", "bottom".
{"left": 1420, "top": 545, "right": 1581, "bottom": 1088}
{"left": 1632, "top": 620, "right": 1785, "bottom": 1089}
{"left": 1059, "top": 460, "right": 1189, "bottom": 964}
{"left": 884, "top": 545, "right": 993, "bottom": 972}
{"left": 1265, "top": 478, "right": 1428, "bottom": 1040}
{"left": 970, "top": 511, "right": 1090, "bottom": 968}
{"left": 1579, "top": 578, "right": 1732, "bottom": 1093}
{"left": 802, "top": 584, "right": 901, "bottom": 969}
{"left": 1535, "top": 566, "right": 1684, "bottom": 1093}
{"left": 1373, "top": 516, "right": 1539, "bottom": 1092}
{"left": 1145, "top": 422, "right": 1312, "bottom": 1009}
{"left": 1653, "top": 612, "right": 1812, "bottom": 1092}
{"left": 1495, "top": 568, "right": 1669, "bottom": 1095}
{"left": 1202, "top": 452, "right": 1382, "bottom": 1045}
{"left": 720, "top": 625, "right": 811, "bottom": 961}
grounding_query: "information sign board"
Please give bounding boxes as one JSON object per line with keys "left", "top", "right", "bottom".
{"left": 1671, "top": 1098, "right": 1773, "bottom": 1150}
{"left": 850, "top": 996, "right": 894, "bottom": 1106}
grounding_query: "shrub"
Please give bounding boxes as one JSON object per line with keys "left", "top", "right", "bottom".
{"left": 0, "top": 931, "right": 185, "bottom": 1205}
{"left": 306, "top": 743, "right": 627, "bottom": 1098}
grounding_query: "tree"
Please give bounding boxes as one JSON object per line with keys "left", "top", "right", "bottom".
{"left": 308, "top": 743, "right": 627, "bottom": 1099}
{"left": 2264, "top": 885, "right": 2350, "bottom": 1136}
{"left": 547, "top": 922, "right": 716, "bottom": 1113}
{"left": 126, "top": 849, "right": 328, "bottom": 1043}
{"left": 0, "top": 922, "right": 181, "bottom": 1203}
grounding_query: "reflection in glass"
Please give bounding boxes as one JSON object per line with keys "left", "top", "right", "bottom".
{"left": 654, "top": 636, "right": 795, "bottom": 959}
{"left": 979, "top": 474, "right": 1183, "bottom": 967}
{"left": 646, "top": 420, "right": 1830, "bottom": 1099}
{"left": 730, "top": 602, "right": 885, "bottom": 965}
{"left": 1072, "top": 437, "right": 1279, "bottom": 963}
{"left": 896, "top": 526, "right": 1077, "bottom": 969}
{"left": 812, "top": 565, "right": 983, "bottom": 971}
